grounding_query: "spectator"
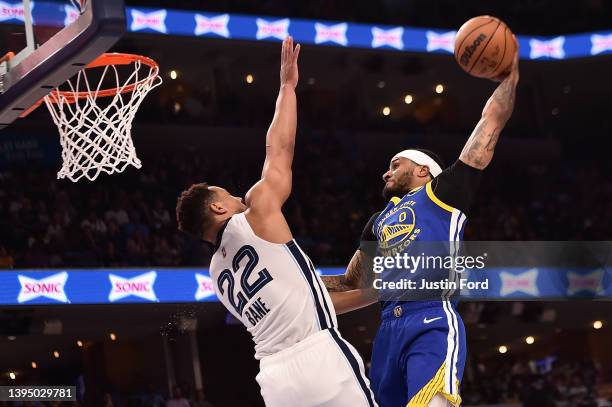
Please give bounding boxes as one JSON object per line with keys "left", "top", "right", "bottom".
{"left": 191, "top": 389, "right": 214, "bottom": 407}
{"left": 0, "top": 246, "right": 14, "bottom": 269}
{"left": 81, "top": 211, "right": 108, "bottom": 235}
{"left": 166, "top": 386, "right": 190, "bottom": 407}
{"left": 103, "top": 393, "right": 114, "bottom": 407}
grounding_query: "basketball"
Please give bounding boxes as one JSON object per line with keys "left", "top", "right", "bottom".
{"left": 454, "top": 16, "right": 516, "bottom": 79}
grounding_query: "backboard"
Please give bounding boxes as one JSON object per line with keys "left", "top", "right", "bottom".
{"left": 0, "top": 0, "right": 126, "bottom": 128}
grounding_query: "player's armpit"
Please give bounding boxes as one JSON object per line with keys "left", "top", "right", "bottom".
{"left": 329, "top": 289, "right": 378, "bottom": 315}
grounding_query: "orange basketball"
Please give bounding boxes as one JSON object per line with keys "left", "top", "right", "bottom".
{"left": 454, "top": 16, "right": 516, "bottom": 79}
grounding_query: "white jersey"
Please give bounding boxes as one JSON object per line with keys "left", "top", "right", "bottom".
{"left": 209, "top": 213, "right": 338, "bottom": 359}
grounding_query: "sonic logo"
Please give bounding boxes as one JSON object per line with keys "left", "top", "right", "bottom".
{"left": 195, "top": 273, "right": 216, "bottom": 300}
{"left": 195, "top": 13, "right": 230, "bottom": 37}
{"left": 371, "top": 27, "right": 404, "bottom": 50}
{"left": 567, "top": 270, "right": 603, "bottom": 296}
{"left": 426, "top": 30, "right": 456, "bottom": 53}
{"left": 130, "top": 9, "right": 167, "bottom": 33}
{"left": 63, "top": 4, "right": 79, "bottom": 26}
{"left": 591, "top": 33, "right": 612, "bottom": 55}
{"left": 314, "top": 22, "right": 348, "bottom": 46}
{"left": 255, "top": 18, "right": 290, "bottom": 40}
{"left": 500, "top": 269, "right": 539, "bottom": 296}
{"left": 108, "top": 271, "right": 158, "bottom": 302}
{"left": 17, "top": 272, "right": 69, "bottom": 303}
{"left": 0, "top": 1, "right": 33, "bottom": 23}
{"left": 529, "top": 36, "right": 565, "bottom": 59}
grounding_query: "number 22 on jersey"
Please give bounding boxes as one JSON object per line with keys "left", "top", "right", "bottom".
{"left": 217, "top": 245, "right": 274, "bottom": 325}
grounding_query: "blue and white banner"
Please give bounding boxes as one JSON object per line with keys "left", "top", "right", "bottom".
{"left": 0, "top": 266, "right": 611, "bottom": 305}
{"left": 1, "top": 1, "right": 611, "bottom": 59}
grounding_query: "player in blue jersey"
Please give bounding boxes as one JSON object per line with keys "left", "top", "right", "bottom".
{"left": 322, "top": 46, "right": 519, "bottom": 406}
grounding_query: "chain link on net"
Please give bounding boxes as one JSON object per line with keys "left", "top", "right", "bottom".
{"left": 44, "top": 61, "right": 161, "bottom": 182}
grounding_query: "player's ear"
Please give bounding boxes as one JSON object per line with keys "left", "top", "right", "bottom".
{"left": 415, "top": 164, "right": 430, "bottom": 178}
{"left": 209, "top": 201, "right": 227, "bottom": 215}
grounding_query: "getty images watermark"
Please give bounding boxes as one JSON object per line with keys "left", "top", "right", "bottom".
{"left": 360, "top": 241, "right": 612, "bottom": 301}
{"left": 371, "top": 252, "right": 489, "bottom": 292}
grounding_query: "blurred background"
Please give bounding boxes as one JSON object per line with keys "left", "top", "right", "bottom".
{"left": 1, "top": 0, "right": 612, "bottom": 406}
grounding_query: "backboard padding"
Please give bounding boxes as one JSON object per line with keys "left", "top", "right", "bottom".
{"left": 0, "top": 0, "right": 126, "bottom": 128}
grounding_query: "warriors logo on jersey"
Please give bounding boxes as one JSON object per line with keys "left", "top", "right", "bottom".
{"left": 375, "top": 195, "right": 421, "bottom": 254}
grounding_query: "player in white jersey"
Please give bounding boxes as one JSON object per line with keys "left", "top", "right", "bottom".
{"left": 176, "top": 37, "right": 377, "bottom": 407}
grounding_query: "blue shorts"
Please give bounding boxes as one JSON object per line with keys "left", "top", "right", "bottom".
{"left": 370, "top": 301, "right": 466, "bottom": 407}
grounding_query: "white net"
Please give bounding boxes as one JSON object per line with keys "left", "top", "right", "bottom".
{"left": 44, "top": 56, "right": 162, "bottom": 182}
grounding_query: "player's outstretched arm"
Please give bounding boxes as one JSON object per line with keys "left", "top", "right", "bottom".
{"left": 322, "top": 250, "right": 372, "bottom": 291}
{"left": 459, "top": 44, "right": 519, "bottom": 170}
{"left": 246, "top": 36, "right": 300, "bottom": 212}
{"left": 322, "top": 250, "right": 378, "bottom": 314}
{"left": 329, "top": 288, "right": 378, "bottom": 315}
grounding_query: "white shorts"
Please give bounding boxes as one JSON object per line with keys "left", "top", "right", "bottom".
{"left": 256, "top": 328, "right": 378, "bottom": 407}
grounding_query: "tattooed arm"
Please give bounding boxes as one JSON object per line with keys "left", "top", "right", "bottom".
{"left": 459, "top": 46, "right": 519, "bottom": 170}
{"left": 321, "top": 249, "right": 378, "bottom": 314}
{"left": 321, "top": 249, "right": 372, "bottom": 292}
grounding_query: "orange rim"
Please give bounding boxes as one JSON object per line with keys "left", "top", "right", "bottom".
{"left": 21, "top": 53, "right": 159, "bottom": 118}
{"left": 47, "top": 52, "right": 160, "bottom": 102}
{"left": 0, "top": 51, "right": 15, "bottom": 64}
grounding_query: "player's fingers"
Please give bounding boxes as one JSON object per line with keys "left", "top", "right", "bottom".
{"left": 285, "top": 37, "right": 292, "bottom": 60}
{"left": 293, "top": 44, "right": 301, "bottom": 64}
{"left": 286, "top": 36, "right": 292, "bottom": 60}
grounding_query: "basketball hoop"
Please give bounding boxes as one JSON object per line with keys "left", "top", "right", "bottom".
{"left": 34, "top": 53, "right": 162, "bottom": 182}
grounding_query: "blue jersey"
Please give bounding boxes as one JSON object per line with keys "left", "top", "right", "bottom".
{"left": 373, "top": 181, "right": 467, "bottom": 310}
{"left": 367, "top": 161, "right": 481, "bottom": 407}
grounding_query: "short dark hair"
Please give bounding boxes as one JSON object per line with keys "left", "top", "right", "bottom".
{"left": 176, "top": 183, "right": 216, "bottom": 239}
{"left": 413, "top": 148, "right": 445, "bottom": 170}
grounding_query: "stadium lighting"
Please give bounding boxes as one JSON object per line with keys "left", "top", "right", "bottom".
{"left": 498, "top": 345, "right": 508, "bottom": 354}
{"left": 593, "top": 320, "right": 603, "bottom": 330}
{"left": 31, "top": 362, "right": 37, "bottom": 369}
{"left": 53, "top": 351, "right": 60, "bottom": 359}
{"left": 377, "top": 81, "right": 386, "bottom": 89}
{"left": 109, "top": 333, "right": 117, "bottom": 341}
{"left": 246, "top": 74, "right": 254, "bottom": 84}
{"left": 404, "top": 94, "right": 413, "bottom": 104}
{"left": 7, "top": 336, "right": 16, "bottom": 341}
{"left": 525, "top": 336, "right": 535, "bottom": 344}
{"left": 173, "top": 102, "right": 182, "bottom": 113}
{"left": 169, "top": 70, "right": 178, "bottom": 80}
{"left": 9, "top": 372, "right": 15, "bottom": 380}
{"left": 382, "top": 106, "right": 391, "bottom": 116}
{"left": 307, "top": 77, "right": 316, "bottom": 85}
{"left": 77, "top": 340, "right": 83, "bottom": 348}
{"left": 435, "top": 84, "right": 444, "bottom": 94}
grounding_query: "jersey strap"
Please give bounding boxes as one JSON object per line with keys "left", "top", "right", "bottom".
{"left": 425, "top": 181, "right": 455, "bottom": 213}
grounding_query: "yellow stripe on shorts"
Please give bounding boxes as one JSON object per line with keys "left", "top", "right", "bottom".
{"left": 406, "top": 362, "right": 462, "bottom": 407}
